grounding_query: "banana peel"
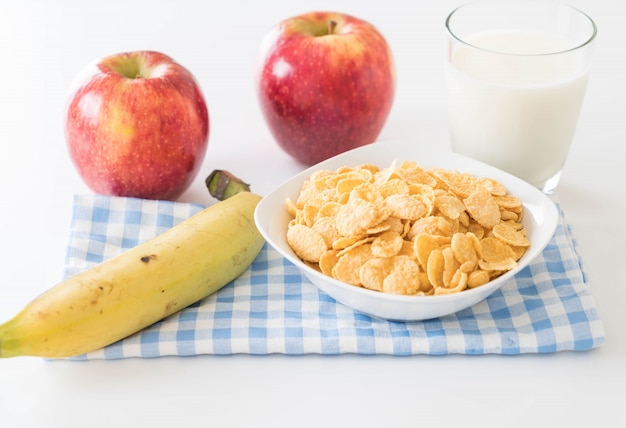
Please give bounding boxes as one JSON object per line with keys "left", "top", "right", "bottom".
{"left": 0, "top": 171, "right": 264, "bottom": 358}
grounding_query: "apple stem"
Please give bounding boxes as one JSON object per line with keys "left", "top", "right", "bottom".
{"left": 327, "top": 20, "right": 338, "bottom": 35}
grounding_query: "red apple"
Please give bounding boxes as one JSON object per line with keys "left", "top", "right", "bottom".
{"left": 65, "top": 50, "right": 209, "bottom": 200}
{"left": 256, "top": 11, "right": 395, "bottom": 165}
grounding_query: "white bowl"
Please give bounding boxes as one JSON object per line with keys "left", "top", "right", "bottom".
{"left": 254, "top": 141, "right": 559, "bottom": 322}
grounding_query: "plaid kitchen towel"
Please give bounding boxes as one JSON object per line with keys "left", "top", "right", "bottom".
{"left": 63, "top": 194, "right": 605, "bottom": 359}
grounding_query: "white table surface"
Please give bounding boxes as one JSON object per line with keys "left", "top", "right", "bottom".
{"left": 1, "top": 1, "right": 624, "bottom": 426}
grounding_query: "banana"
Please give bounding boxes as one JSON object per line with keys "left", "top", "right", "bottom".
{"left": 0, "top": 191, "right": 264, "bottom": 358}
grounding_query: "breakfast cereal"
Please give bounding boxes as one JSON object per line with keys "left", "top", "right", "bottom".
{"left": 285, "top": 161, "right": 529, "bottom": 296}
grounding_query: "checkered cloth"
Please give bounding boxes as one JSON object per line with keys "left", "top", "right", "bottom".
{"left": 63, "top": 194, "right": 605, "bottom": 360}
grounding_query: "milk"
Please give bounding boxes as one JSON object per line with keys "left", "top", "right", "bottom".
{"left": 445, "top": 30, "right": 590, "bottom": 188}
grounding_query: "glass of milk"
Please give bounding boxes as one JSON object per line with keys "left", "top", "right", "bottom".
{"left": 444, "top": 0, "right": 596, "bottom": 193}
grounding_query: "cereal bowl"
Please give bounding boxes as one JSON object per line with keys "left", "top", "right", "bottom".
{"left": 254, "top": 141, "right": 559, "bottom": 321}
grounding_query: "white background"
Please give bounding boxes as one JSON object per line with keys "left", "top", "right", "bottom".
{"left": 1, "top": 1, "right": 624, "bottom": 427}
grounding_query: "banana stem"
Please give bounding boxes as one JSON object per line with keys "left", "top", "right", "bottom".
{"left": 205, "top": 170, "right": 251, "bottom": 201}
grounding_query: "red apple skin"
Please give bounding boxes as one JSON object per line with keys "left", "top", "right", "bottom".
{"left": 257, "top": 12, "right": 395, "bottom": 165}
{"left": 65, "top": 51, "right": 209, "bottom": 200}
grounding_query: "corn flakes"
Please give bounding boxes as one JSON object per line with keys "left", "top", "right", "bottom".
{"left": 285, "top": 161, "right": 529, "bottom": 296}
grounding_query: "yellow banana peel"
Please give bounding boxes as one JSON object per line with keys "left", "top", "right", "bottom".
{"left": 0, "top": 191, "right": 264, "bottom": 358}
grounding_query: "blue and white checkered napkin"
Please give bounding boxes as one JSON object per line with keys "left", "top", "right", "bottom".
{"left": 64, "top": 194, "right": 605, "bottom": 360}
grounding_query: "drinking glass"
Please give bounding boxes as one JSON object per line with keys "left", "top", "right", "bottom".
{"left": 444, "top": 0, "right": 597, "bottom": 193}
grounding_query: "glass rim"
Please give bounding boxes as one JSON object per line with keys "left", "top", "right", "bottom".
{"left": 445, "top": 0, "right": 598, "bottom": 57}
